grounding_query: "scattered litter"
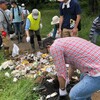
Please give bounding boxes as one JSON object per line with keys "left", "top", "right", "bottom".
{"left": 5, "top": 72, "right": 10, "bottom": 77}
{"left": 13, "top": 77, "right": 18, "bottom": 82}
{"left": 12, "top": 44, "right": 19, "bottom": 57}
{"left": 46, "top": 92, "right": 58, "bottom": 99}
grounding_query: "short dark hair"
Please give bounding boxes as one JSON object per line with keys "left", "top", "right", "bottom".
{"left": 42, "top": 37, "right": 54, "bottom": 48}
{"left": 10, "top": 0, "right": 17, "bottom": 4}
{"left": 0, "top": 0, "right": 8, "bottom": 4}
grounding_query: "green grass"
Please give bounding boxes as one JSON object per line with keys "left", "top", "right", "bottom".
{"left": 0, "top": 70, "right": 39, "bottom": 100}
{"left": 0, "top": 4, "right": 99, "bottom": 100}
{"left": 41, "top": 9, "right": 60, "bottom": 37}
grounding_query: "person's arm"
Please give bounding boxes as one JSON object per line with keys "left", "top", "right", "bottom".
{"left": 20, "top": 6, "right": 24, "bottom": 21}
{"left": 25, "top": 19, "right": 30, "bottom": 36}
{"left": 72, "top": 2, "right": 81, "bottom": 36}
{"left": 52, "top": 25, "right": 57, "bottom": 38}
{"left": 50, "top": 45, "right": 68, "bottom": 89}
{"left": 72, "top": 14, "right": 81, "bottom": 36}
{"left": 58, "top": 16, "right": 63, "bottom": 33}
{"left": 74, "top": 15, "right": 81, "bottom": 29}
{"left": 0, "top": 12, "right": 5, "bottom": 32}
{"left": 58, "top": 3, "right": 63, "bottom": 34}
{"left": 10, "top": 8, "right": 13, "bottom": 23}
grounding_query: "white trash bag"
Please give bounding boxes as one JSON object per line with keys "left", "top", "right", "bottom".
{"left": 12, "top": 44, "right": 19, "bottom": 57}
{"left": 10, "top": 33, "right": 16, "bottom": 39}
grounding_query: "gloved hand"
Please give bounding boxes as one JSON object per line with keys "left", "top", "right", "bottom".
{"left": 40, "top": 23, "right": 43, "bottom": 29}
{"left": 26, "top": 36, "right": 30, "bottom": 42}
{"left": 2, "top": 31, "right": 7, "bottom": 37}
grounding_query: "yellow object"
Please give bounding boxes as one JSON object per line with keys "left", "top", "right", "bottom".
{"left": 41, "top": 53, "right": 48, "bottom": 58}
{"left": 21, "top": 60, "right": 29, "bottom": 65}
{"left": 27, "top": 12, "right": 41, "bottom": 31}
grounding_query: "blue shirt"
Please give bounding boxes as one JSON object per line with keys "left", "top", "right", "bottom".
{"left": 25, "top": 19, "right": 30, "bottom": 30}
{"left": 10, "top": 6, "right": 22, "bottom": 23}
{"left": 60, "top": 0, "right": 81, "bottom": 29}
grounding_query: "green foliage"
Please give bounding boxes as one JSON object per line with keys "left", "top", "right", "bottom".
{"left": 38, "top": 2, "right": 59, "bottom": 10}
{"left": 40, "top": 9, "right": 59, "bottom": 37}
{"left": 0, "top": 50, "right": 5, "bottom": 64}
{"left": 0, "top": 71, "right": 39, "bottom": 100}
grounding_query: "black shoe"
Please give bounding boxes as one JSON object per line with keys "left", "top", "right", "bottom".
{"left": 31, "top": 44, "right": 35, "bottom": 52}
{"left": 38, "top": 41, "right": 43, "bottom": 50}
{"left": 57, "top": 95, "right": 69, "bottom": 100}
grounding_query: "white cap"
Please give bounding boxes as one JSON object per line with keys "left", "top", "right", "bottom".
{"left": 51, "top": 16, "right": 59, "bottom": 25}
{"left": 32, "top": 9, "right": 39, "bottom": 19}
{"left": 21, "top": 3, "right": 25, "bottom": 7}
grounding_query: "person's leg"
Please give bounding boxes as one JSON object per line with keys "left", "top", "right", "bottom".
{"left": 69, "top": 75, "right": 100, "bottom": 100}
{"left": 13, "top": 23, "right": 18, "bottom": 36}
{"left": 17, "top": 22, "right": 23, "bottom": 42}
{"left": 57, "top": 76, "right": 69, "bottom": 100}
{"left": 30, "top": 30, "right": 35, "bottom": 50}
{"left": 62, "top": 28, "right": 71, "bottom": 37}
{"left": 35, "top": 29, "right": 43, "bottom": 49}
{"left": 0, "top": 36, "right": 2, "bottom": 49}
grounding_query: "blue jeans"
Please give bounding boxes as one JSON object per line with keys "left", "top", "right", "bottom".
{"left": 13, "top": 22, "right": 22, "bottom": 35}
{"left": 69, "top": 75, "right": 100, "bottom": 100}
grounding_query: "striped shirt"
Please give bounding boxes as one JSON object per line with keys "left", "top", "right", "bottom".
{"left": 50, "top": 37, "right": 100, "bottom": 80}
{"left": 89, "top": 16, "right": 100, "bottom": 40}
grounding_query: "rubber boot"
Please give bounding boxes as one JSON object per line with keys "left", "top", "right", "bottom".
{"left": 38, "top": 41, "right": 43, "bottom": 50}
{"left": 31, "top": 44, "right": 35, "bottom": 52}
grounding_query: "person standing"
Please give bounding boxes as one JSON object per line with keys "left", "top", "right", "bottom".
{"left": 5, "top": 8, "right": 12, "bottom": 22}
{"left": 0, "top": 0, "right": 8, "bottom": 49}
{"left": 50, "top": 15, "right": 60, "bottom": 39}
{"left": 89, "top": 15, "right": 100, "bottom": 44}
{"left": 47, "top": 37, "right": 100, "bottom": 100}
{"left": 58, "top": 0, "right": 81, "bottom": 37}
{"left": 25, "top": 9, "right": 43, "bottom": 52}
{"left": 21, "top": 3, "right": 30, "bottom": 34}
{"left": 10, "top": 0, "right": 23, "bottom": 43}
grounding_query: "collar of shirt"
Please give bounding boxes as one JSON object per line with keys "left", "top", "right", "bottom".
{"left": 62, "top": 0, "right": 71, "bottom": 9}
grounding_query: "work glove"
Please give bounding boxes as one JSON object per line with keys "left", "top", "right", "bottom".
{"left": 26, "top": 36, "right": 30, "bottom": 42}
{"left": 2, "top": 31, "right": 7, "bottom": 37}
{"left": 40, "top": 23, "right": 43, "bottom": 29}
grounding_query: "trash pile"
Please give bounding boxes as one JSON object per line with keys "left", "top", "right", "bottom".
{"left": 0, "top": 51, "right": 56, "bottom": 81}
{"left": 0, "top": 51, "right": 80, "bottom": 100}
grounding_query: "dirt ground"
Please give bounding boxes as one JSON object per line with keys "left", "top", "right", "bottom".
{"left": 3, "top": 35, "right": 100, "bottom": 100}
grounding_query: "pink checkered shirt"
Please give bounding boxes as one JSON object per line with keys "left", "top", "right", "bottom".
{"left": 50, "top": 37, "right": 100, "bottom": 80}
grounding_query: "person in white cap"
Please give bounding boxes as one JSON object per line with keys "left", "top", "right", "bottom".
{"left": 58, "top": 0, "right": 81, "bottom": 37}
{"left": 25, "top": 9, "right": 43, "bottom": 51}
{"left": 21, "top": 3, "right": 30, "bottom": 34}
{"left": 50, "top": 15, "right": 60, "bottom": 39}
{"left": 21, "top": 3, "right": 30, "bottom": 20}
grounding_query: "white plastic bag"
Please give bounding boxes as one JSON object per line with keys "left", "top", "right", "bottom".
{"left": 12, "top": 44, "right": 19, "bottom": 57}
{"left": 10, "top": 33, "right": 16, "bottom": 39}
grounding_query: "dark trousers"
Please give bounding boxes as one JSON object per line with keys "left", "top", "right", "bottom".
{"left": 29, "top": 29, "right": 41, "bottom": 46}
{"left": 0, "top": 36, "right": 2, "bottom": 49}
